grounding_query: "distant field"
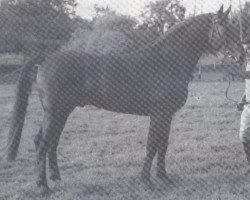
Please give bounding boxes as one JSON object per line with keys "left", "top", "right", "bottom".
{"left": 1, "top": 81, "right": 250, "bottom": 200}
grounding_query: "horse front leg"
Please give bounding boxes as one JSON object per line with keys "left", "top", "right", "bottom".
{"left": 141, "top": 114, "right": 172, "bottom": 182}
{"left": 141, "top": 117, "right": 158, "bottom": 182}
{"left": 156, "top": 115, "right": 172, "bottom": 179}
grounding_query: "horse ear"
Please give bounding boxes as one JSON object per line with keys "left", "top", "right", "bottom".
{"left": 217, "top": 5, "right": 224, "bottom": 16}
{"left": 224, "top": 5, "right": 231, "bottom": 18}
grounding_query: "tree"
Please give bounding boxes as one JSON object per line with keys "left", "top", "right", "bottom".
{"left": 241, "top": 2, "right": 250, "bottom": 41}
{"left": 64, "top": 6, "right": 137, "bottom": 54}
{"left": 0, "top": 0, "right": 78, "bottom": 55}
{"left": 93, "top": 4, "right": 111, "bottom": 18}
{"left": 231, "top": 2, "right": 250, "bottom": 42}
{"left": 140, "top": 0, "right": 186, "bottom": 35}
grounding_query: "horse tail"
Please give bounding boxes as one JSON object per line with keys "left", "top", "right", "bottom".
{"left": 6, "top": 58, "right": 39, "bottom": 161}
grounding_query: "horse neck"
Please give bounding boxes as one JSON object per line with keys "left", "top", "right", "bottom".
{"left": 157, "top": 14, "right": 213, "bottom": 76}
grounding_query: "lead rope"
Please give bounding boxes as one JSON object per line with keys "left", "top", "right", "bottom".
{"left": 225, "top": 74, "right": 250, "bottom": 107}
{"left": 225, "top": 75, "right": 239, "bottom": 105}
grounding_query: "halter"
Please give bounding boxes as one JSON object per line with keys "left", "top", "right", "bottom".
{"left": 208, "top": 15, "right": 247, "bottom": 106}
{"left": 209, "top": 15, "right": 228, "bottom": 50}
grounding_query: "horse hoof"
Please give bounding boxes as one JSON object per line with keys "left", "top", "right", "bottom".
{"left": 156, "top": 172, "right": 175, "bottom": 187}
{"left": 38, "top": 185, "right": 53, "bottom": 196}
{"left": 157, "top": 173, "right": 170, "bottom": 182}
{"left": 140, "top": 173, "right": 154, "bottom": 190}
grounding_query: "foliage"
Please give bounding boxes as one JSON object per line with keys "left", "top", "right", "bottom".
{"left": 64, "top": 7, "right": 137, "bottom": 54}
{"left": 65, "top": 2, "right": 187, "bottom": 55}
{"left": 231, "top": 2, "right": 250, "bottom": 42}
{"left": 0, "top": 0, "right": 188, "bottom": 56}
{"left": 140, "top": 0, "right": 186, "bottom": 35}
{"left": 93, "top": 4, "right": 111, "bottom": 18}
{"left": 0, "top": 0, "right": 78, "bottom": 54}
{"left": 241, "top": 2, "right": 250, "bottom": 41}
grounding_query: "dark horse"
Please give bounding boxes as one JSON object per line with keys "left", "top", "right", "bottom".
{"left": 5, "top": 6, "right": 246, "bottom": 194}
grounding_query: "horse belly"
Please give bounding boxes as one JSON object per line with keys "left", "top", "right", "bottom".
{"left": 86, "top": 86, "right": 151, "bottom": 115}
{"left": 89, "top": 81, "right": 189, "bottom": 116}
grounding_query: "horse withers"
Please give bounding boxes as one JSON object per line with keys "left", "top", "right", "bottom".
{"left": 6, "top": 5, "right": 245, "bottom": 194}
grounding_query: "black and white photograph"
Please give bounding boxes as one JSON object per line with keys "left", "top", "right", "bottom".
{"left": 1, "top": 0, "right": 250, "bottom": 199}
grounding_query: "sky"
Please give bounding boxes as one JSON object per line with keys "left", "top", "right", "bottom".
{"left": 76, "top": 0, "right": 249, "bottom": 20}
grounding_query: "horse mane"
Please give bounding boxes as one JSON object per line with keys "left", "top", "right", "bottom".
{"left": 131, "top": 13, "right": 214, "bottom": 54}
{"left": 55, "top": 12, "right": 215, "bottom": 67}
{"left": 166, "top": 13, "right": 214, "bottom": 36}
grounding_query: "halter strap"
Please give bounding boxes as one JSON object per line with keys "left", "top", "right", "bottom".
{"left": 209, "top": 15, "right": 227, "bottom": 49}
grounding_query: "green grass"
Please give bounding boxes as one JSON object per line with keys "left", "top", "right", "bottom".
{"left": 1, "top": 81, "right": 250, "bottom": 200}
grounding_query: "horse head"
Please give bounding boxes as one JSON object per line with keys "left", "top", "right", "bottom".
{"left": 208, "top": 5, "right": 246, "bottom": 74}
{"left": 208, "top": 5, "right": 231, "bottom": 50}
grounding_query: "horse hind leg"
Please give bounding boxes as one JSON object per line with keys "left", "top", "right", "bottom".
{"left": 47, "top": 107, "right": 72, "bottom": 182}
{"left": 35, "top": 107, "right": 72, "bottom": 194}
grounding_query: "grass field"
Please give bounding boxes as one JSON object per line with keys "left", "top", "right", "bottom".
{"left": 1, "top": 81, "right": 250, "bottom": 200}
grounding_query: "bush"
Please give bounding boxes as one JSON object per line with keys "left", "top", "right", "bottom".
{"left": 63, "top": 12, "right": 138, "bottom": 54}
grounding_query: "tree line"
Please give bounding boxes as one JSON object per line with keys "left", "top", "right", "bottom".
{"left": 0, "top": 0, "right": 249, "bottom": 57}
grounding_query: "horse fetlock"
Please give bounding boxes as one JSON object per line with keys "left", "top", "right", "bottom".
{"left": 36, "top": 176, "right": 48, "bottom": 188}
{"left": 140, "top": 170, "right": 155, "bottom": 190}
{"left": 38, "top": 184, "right": 53, "bottom": 196}
{"left": 49, "top": 162, "right": 61, "bottom": 181}
{"left": 50, "top": 172, "right": 61, "bottom": 181}
{"left": 156, "top": 157, "right": 167, "bottom": 175}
